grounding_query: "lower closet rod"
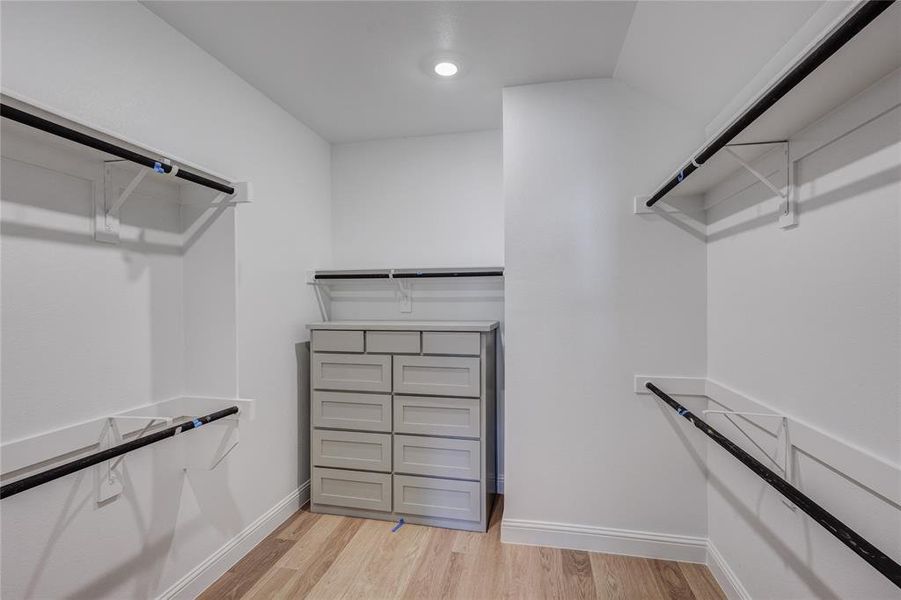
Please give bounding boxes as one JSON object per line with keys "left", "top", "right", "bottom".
{"left": 644, "top": 383, "right": 901, "bottom": 588}
{"left": 0, "top": 406, "right": 239, "bottom": 500}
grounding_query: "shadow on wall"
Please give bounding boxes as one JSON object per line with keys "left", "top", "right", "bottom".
{"left": 661, "top": 405, "right": 843, "bottom": 600}
{"left": 706, "top": 164, "right": 901, "bottom": 243}
{"left": 20, "top": 442, "right": 189, "bottom": 598}
{"left": 2, "top": 118, "right": 245, "bottom": 598}
{"left": 296, "top": 341, "right": 312, "bottom": 491}
{"left": 1, "top": 123, "right": 231, "bottom": 256}
{"left": 706, "top": 106, "right": 901, "bottom": 243}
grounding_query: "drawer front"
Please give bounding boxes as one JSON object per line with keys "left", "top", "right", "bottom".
{"left": 394, "top": 395, "right": 480, "bottom": 438}
{"left": 394, "top": 475, "right": 480, "bottom": 522}
{"left": 313, "top": 467, "right": 391, "bottom": 512}
{"left": 313, "top": 353, "right": 391, "bottom": 392}
{"left": 312, "top": 430, "right": 391, "bottom": 472}
{"left": 393, "top": 356, "right": 480, "bottom": 397}
{"left": 422, "top": 332, "right": 480, "bottom": 356}
{"left": 312, "top": 391, "right": 391, "bottom": 432}
{"left": 394, "top": 435, "right": 480, "bottom": 480}
{"left": 366, "top": 331, "right": 421, "bottom": 354}
{"left": 311, "top": 330, "right": 364, "bottom": 353}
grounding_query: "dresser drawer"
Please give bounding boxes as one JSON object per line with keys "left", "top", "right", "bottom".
{"left": 394, "top": 435, "right": 480, "bottom": 480}
{"left": 312, "top": 391, "right": 391, "bottom": 432}
{"left": 366, "top": 331, "right": 420, "bottom": 354}
{"left": 394, "top": 395, "right": 480, "bottom": 438}
{"left": 394, "top": 475, "right": 480, "bottom": 522}
{"left": 311, "top": 330, "right": 364, "bottom": 353}
{"left": 313, "top": 467, "right": 391, "bottom": 512}
{"left": 312, "top": 353, "right": 391, "bottom": 392}
{"left": 393, "top": 356, "right": 480, "bottom": 397}
{"left": 312, "top": 430, "right": 391, "bottom": 472}
{"left": 422, "top": 332, "right": 480, "bottom": 356}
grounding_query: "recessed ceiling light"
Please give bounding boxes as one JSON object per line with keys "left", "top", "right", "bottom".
{"left": 433, "top": 61, "right": 459, "bottom": 77}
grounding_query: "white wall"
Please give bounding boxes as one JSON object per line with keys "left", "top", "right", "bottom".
{"left": 0, "top": 2, "right": 330, "bottom": 598}
{"left": 501, "top": 78, "right": 710, "bottom": 549}
{"left": 331, "top": 130, "right": 503, "bottom": 268}
{"left": 705, "top": 70, "right": 901, "bottom": 599}
{"left": 1, "top": 137, "right": 188, "bottom": 442}
{"left": 328, "top": 129, "right": 507, "bottom": 485}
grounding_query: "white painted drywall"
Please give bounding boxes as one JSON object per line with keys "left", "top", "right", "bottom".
{"left": 1, "top": 134, "right": 188, "bottom": 442}
{"left": 0, "top": 2, "right": 330, "bottom": 598}
{"left": 328, "top": 129, "right": 506, "bottom": 486}
{"left": 330, "top": 130, "right": 503, "bottom": 268}
{"left": 501, "top": 78, "right": 709, "bottom": 540}
{"left": 705, "top": 70, "right": 901, "bottom": 599}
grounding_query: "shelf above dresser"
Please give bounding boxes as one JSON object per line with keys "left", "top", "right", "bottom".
{"left": 307, "top": 320, "right": 499, "bottom": 332}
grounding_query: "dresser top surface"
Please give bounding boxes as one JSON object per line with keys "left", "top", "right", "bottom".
{"left": 307, "top": 320, "right": 499, "bottom": 332}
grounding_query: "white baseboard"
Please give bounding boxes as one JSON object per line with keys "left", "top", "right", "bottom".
{"left": 157, "top": 480, "right": 311, "bottom": 600}
{"left": 501, "top": 518, "right": 708, "bottom": 563}
{"left": 502, "top": 518, "right": 751, "bottom": 598}
{"left": 707, "top": 540, "right": 751, "bottom": 600}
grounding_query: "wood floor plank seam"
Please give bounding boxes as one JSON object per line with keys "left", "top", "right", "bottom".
{"left": 201, "top": 496, "right": 726, "bottom": 600}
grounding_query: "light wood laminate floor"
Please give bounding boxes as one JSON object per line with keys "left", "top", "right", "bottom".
{"left": 200, "top": 497, "right": 726, "bottom": 600}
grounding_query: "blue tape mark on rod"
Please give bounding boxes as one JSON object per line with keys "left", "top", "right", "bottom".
{"left": 192, "top": 419, "right": 202, "bottom": 428}
{"left": 153, "top": 161, "right": 165, "bottom": 173}
{"left": 391, "top": 518, "right": 405, "bottom": 533}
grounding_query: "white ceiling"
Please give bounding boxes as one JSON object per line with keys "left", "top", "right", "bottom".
{"left": 144, "top": 1, "right": 835, "bottom": 144}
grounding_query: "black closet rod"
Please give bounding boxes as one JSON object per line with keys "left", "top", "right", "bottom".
{"left": 646, "top": 0, "right": 894, "bottom": 207}
{"left": 0, "top": 406, "right": 239, "bottom": 500}
{"left": 393, "top": 270, "right": 504, "bottom": 279}
{"left": 0, "top": 103, "right": 235, "bottom": 196}
{"left": 314, "top": 273, "right": 391, "bottom": 280}
{"left": 644, "top": 383, "right": 901, "bottom": 588}
{"left": 313, "top": 270, "right": 504, "bottom": 280}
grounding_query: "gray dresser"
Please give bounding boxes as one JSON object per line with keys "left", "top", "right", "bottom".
{"left": 307, "top": 320, "right": 498, "bottom": 532}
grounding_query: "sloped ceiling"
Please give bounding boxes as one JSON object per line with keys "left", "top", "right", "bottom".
{"left": 144, "top": 1, "right": 841, "bottom": 143}
{"left": 613, "top": 1, "right": 833, "bottom": 130}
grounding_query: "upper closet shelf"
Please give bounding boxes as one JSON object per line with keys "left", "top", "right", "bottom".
{"left": 308, "top": 267, "right": 505, "bottom": 281}
{"left": 1, "top": 93, "right": 251, "bottom": 244}
{"left": 636, "top": 0, "right": 899, "bottom": 233}
{"left": 307, "top": 267, "right": 504, "bottom": 320}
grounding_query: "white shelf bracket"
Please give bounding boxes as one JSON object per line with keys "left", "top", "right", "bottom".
{"left": 389, "top": 270, "right": 413, "bottom": 313}
{"left": 781, "top": 142, "right": 798, "bottom": 229}
{"left": 108, "top": 167, "right": 149, "bottom": 219}
{"left": 94, "top": 417, "right": 124, "bottom": 505}
{"left": 94, "top": 415, "right": 172, "bottom": 505}
{"left": 703, "top": 409, "right": 796, "bottom": 510}
{"left": 723, "top": 148, "right": 785, "bottom": 199}
{"left": 314, "top": 283, "right": 330, "bottom": 321}
{"left": 723, "top": 142, "right": 796, "bottom": 229}
{"left": 95, "top": 162, "right": 151, "bottom": 244}
{"left": 183, "top": 417, "right": 240, "bottom": 472}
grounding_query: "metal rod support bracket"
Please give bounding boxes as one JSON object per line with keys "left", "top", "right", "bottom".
{"left": 703, "top": 409, "right": 795, "bottom": 509}
{"left": 645, "top": 382, "right": 901, "bottom": 587}
{"left": 722, "top": 141, "right": 796, "bottom": 229}
{"left": 389, "top": 270, "right": 413, "bottom": 313}
{"left": 108, "top": 166, "right": 150, "bottom": 219}
{"left": 723, "top": 146, "right": 787, "bottom": 200}
{"left": 95, "top": 418, "right": 124, "bottom": 504}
